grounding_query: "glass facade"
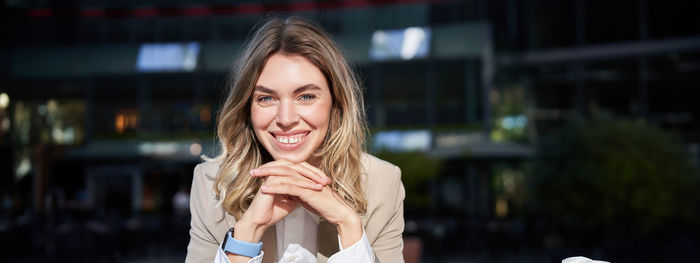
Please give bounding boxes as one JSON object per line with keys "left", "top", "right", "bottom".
{"left": 2, "top": 0, "right": 700, "bottom": 262}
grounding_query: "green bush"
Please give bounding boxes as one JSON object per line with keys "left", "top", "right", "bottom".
{"left": 533, "top": 117, "right": 699, "bottom": 238}
{"left": 374, "top": 151, "right": 441, "bottom": 210}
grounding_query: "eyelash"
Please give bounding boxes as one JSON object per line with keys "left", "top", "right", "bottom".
{"left": 255, "top": 94, "right": 316, "bottom": 103}
{"left": 299, "top": 94, "right": 316, "bottom": 101}
{"left": 256, "top": 94, "right": 316, "bottom": 103}
{"left": 257, "top": 96, "right": 273, "bottom": 102}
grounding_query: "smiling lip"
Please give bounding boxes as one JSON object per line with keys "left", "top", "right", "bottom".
{"left": 270, "top": 131, "right": 310, "bottom": 149}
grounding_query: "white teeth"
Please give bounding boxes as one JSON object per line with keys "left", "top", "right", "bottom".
{"left": 276, "top": 133, "right": 305, "bottom": 144}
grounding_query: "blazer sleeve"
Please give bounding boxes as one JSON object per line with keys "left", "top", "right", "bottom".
{"left": 372, "top": 165, "right": 406, "bottom": 263}
{"left": 186, "top": 163, "right": 220, "bottom": 263}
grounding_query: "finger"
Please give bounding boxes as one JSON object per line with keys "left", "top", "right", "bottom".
{"left": 260, "top": 184, "right": 305, "bottom": 198}
{"left": 254, "top": 160, "right": 329, "bottom": 185}
{"left": 261, "top": 176, "right": 326, "bottom": 197}
{"left": 274, "top": 194, "right": 299, "bottom": 212}
{"left": 263, "top": 175, "right": 324, "bottom": 191}
{"left": 245, "top": 191, "right": 275, "bottom": 221}
{"left": 300, "top": 202, "right": 320, "bottom": 216}
{"left": 253, "top": 165, "right": 328, "bottom": 186}
{"left": 260, "top": 185, "right": 320, "bottom": 203}
{"left": 287, "top": 163, "right": 330, "bottom": 185}
{"left": 297, "top": 162, "right": 331, "bottom": 184}
{"left": 251, "top": 166, "right": 297, "bottom": 178}
{"left": 251, "top": 160, "right": 292, "bottom": 175}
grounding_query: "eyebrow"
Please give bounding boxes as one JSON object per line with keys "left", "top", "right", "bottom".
{"left": 254, "top": 84, "right": 322, "bottom": 95}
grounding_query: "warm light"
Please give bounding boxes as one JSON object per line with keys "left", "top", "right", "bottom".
{"left": 115, "top": 110, "right": 139, "bottom": 134}
{"left": 46, "top": 99, "right": 58, "bottom": 114}
{"left": 189, "top": 142, "right": 202, "bottom": 156}
{"left": 115, "top": 114, "right": 125, "bottom": 134}
{"left": 0, "top": 93, "right": 9, "bottom": 109}
{"left": 199, "top": 106, "right": 211, "bottom": 125}
{"left": 495, "top": 197, "right": 508, "bottom": 218}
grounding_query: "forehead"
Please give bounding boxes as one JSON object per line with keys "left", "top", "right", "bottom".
{"left": 255, "top": 53, "right": 329, "bottom": 92}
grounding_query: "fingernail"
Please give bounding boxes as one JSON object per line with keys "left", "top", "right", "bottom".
{"left": 260, "top": 186, "right": 267, "bottom": 191}
{"left": 316, "top": 184, "right": 323, "bottom": 188}
{"left": 250, "top": 169, "right": 256, "bottom": 176}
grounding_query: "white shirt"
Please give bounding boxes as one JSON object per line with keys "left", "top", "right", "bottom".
{"left": 276, "top": 207, "right": 319, "bottom": 258}
{"left": 214, "top": 207, "right": 374, "bottom": 263}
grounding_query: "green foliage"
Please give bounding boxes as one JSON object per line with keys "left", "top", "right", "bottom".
{"left": 533, "top": 117, "right": 700, "bottom": 238}
{"left": 490, "top": 86, "right": 528, "bottom": 143}
{"left": 374, "top": 151, "right": 441, "bottom": 209}
{"left": 492, "top": 162, "right": 532, "bottom": 219}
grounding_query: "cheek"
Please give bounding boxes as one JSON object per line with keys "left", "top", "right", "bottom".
{"left": 250, "top": 107, "right": 275, "bottom": 130}
{"left": 302, "top": 102, "right": 332, "bottom": 129}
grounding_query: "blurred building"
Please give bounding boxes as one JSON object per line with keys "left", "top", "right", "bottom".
{"left": 1, "top": 0, "right": 699, "bottom": 262}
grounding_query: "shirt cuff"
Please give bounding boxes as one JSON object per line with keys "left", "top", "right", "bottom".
{"left": 328, "top": 230, "right": 375, "bottom": 263}
{"left": 215, "top": 245, "right": 264, "bottom": 263}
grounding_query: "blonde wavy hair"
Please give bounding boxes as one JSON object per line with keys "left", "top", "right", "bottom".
{"left": 210, "top": 17, "right": 368, "bottom": 220}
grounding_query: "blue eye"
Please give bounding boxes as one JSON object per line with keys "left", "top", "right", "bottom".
{"left": 257, "top": 96, "right": 272, "bottom": 102}
{"left": 299, "top": 94, "right": 316, "bottom": 101}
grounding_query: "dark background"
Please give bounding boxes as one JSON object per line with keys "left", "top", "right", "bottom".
{"left": 1, "top": 0, "right": 700, "bottom": 262}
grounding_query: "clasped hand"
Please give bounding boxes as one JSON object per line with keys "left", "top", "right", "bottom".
{"left": 231, "top": 160, "right": 362, "bottom": 250}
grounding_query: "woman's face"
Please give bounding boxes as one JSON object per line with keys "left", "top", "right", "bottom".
{"left": 250, "top": 53, "right": 332, "bottom": 164}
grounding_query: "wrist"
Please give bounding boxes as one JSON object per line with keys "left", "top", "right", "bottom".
{"left": 233, "top": 219, "right": 266, "bottom": 243}
{"left": 335, "top": 210, "right": 362, "bottom": 248}
{"left": 223, "top": 227, "right": 263, "bottom": 262}
{"left": 335, "top": 211, "right": 361, "bottom": 231}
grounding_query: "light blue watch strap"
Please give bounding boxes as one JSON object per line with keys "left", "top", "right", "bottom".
{"left": 222, "top": 228, "right": 263, "bottom": 258}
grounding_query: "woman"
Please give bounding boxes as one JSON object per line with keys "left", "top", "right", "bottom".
{"left": 186, "top": 17, "right": 405, "bottom": 263}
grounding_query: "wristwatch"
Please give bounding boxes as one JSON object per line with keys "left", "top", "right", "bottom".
{"left": 221, "top": 228, "right": 263, "bottom": 258}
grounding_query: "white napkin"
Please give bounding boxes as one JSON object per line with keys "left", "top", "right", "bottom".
{"left": 278, "top": 243, "right": 316, "bottom": 263}
{"left": 562, "top": 256, "right": 610, "bottom": 263}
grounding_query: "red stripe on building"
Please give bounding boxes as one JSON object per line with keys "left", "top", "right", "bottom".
{"left": 28, "top": 8, "right": 52, "bottom": 17}
{"left": 183, "top": 7, "right": 211, "bottom": 17}
{"left": 23, "top": 0, "right": 453, "bottom": 19}
{"left": 80, "top": 8, "right": 105, "bottom": 17}
{"left": 131, "top": 8, "right": 158, "bottom": 17}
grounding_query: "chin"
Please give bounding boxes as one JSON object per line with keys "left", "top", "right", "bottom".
{"left": 270, "top": 153, "right": 310, "bottom": 163}
{"left": 266, "top": 143, "right": 316, "bottom": 163}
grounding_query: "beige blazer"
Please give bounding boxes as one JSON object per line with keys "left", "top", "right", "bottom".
{"left": 185, "top": 153, "right": 405, "bottom": 263}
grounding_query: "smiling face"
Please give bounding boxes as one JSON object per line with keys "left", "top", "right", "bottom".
{"left": 250, "top": 53, "right": 332, "bottom": 164}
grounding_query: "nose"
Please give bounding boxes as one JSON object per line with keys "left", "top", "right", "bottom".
{"left": 276, "top": 100, "right": 299, "bottom": 128}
